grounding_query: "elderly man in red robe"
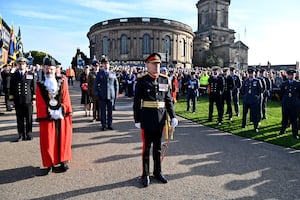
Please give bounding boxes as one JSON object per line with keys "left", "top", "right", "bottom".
{"left": 36, "top": 58, "right": 72, "bottom": 175}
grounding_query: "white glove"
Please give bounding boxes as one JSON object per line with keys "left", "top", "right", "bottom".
{"left": 50, "top": 107, "right": 64, "bottom": 120}
{"left": 171, "top": 118, "right": 178, "bottom": 128}
{"left": 135, "top": 123, "right": 141, "bottom": 129}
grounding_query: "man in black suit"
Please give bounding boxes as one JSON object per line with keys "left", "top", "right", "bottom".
{"left": 9, "top": 57, "right": 36, "bottom": 141}
{"left": 133, "top": 53, "right": 178, "bottom": 187}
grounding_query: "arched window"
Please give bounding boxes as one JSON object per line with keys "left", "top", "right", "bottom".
{"left": 103, "top": 36, "right": 109, "bottom": 55}
{"left": 164, "top": 35, "right": 171, "bottom": 54}
{"left": 120, "top": 34, "right": 128, "bottom": 54}
{"left": 142, "top": 34, "right": 151, "bottom": 54}
{"left": 181, "top": 38, "right": 186, "bottom": 57}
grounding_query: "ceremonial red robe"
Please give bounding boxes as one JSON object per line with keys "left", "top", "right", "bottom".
{"left": 36, "top": 77, "right": 72, "bottom": 168}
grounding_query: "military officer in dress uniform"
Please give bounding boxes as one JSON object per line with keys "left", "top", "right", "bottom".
{"left": 9, "top": 57, "right": 36, "bottom": 141}
{"left": 278, "top": 69, "right": 300, "bottom": 139}
{"left": 208, "top": 66, "right": 225, "bottom": 125}
{"left": 222, "top": 68, "right": 235, "bottom": 121}
{"left": 230, "top": 67, "right": 242, "bottom": 116}
{"left": 260, "top": 69, "right": 272, "bottom": 119}
{"left": 94, "top": 57, "right": 119, "bottom": 131}
{"left": 256, "top": 68, "right": 266, "bottom": 121}
{"left": 133, "top": 52, "right": 178, "bottom": 187}
{"left": 88, "top": 60, "right": 100, "bottom": 122}
{"left": 241, "top": 67, "right": 262, "bottom": 132}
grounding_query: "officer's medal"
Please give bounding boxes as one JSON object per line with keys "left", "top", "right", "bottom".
{"left": 49, "top": 98, "right": 58, "bottom": 106}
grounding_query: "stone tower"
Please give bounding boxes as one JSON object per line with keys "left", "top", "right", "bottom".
{"left": 193, "top": 0, "right": 248, "bottom": 69}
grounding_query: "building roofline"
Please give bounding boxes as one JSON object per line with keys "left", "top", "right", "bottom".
{"left": 88, "top": 17, "right": 194, "bottom": 36}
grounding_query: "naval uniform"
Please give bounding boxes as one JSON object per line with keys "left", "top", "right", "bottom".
{"left": 223, "top": 74, "right": 235, "bottom": 119}
{"left": 133, "top": 73, "right": 176, "bottom": 178}
{"left": 9, "top": 70, "right": 36, "bottom": 140}
{"left": 208, "top": 74, "right": 225, "bottom": 123}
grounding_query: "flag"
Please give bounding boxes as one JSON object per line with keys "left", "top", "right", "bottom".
{"left": 0, "top": 17, "right": 3, "bottom": 48}
{"left": 8, "top": 25, "right": 17, "bottom": 61}
{"left": 16, "top": 27, "right": 22, "bottom": 55}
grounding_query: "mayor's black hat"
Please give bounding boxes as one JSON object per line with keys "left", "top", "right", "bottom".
{"left": 43, "top": 57, "right": 56, "bottom": 66}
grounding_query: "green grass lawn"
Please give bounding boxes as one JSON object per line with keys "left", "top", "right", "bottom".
{"left": 174, "top": 95, "right": 300, "bottom": 150}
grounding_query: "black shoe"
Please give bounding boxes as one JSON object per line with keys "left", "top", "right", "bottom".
{"left": 142, "top": 175, "right": 150, "bottom": 187}
{"left": 44, "top": 166, "right": 53, "bottom": 175}
{"left": 90, "top": 119, "right": 96, "bottom": 123}
{"left": 0, "top": 112, "right": 4, "bottom": 115}
{"left": 25, "top": 135, "right": 33, "bottom": 141}
{"left": 153, "top": 173, "right": 168, "bottom": 184}
{"left": 107, "top": 127, "right": 113, "bottom": 130}
{"left": 14, "top": 136, "right": 23, "bottom": 142}
{"left": 208, "top": 118, "right": 212, "bottom": 122}
{"left": 6, "top": 109, "right": 12, "bottom": 112}
{"left": 101, "top": 127, "right": 106, "bottom": 131}
{"left": 60, "top": 162, "right": 69, "bottom": 172}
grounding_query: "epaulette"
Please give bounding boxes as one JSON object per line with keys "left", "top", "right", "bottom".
{"left": 159, "top": 73, "right": 169, "bottom": 79}
{"left": 139, "top": 72, "right": 148, "bottom": 78}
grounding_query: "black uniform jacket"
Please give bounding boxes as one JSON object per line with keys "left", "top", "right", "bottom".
{"left": 133, "top": 73, "right": 175, "bottom": 131}
{"left": 9, "top": 70, "right": 36, "bottom": 104}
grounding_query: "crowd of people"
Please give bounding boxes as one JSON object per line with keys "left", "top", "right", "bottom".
{"left": 0, "top": 52, "right": 299, "bottom": 186}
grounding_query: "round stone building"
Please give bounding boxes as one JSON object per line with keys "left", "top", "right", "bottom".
{"left": 87, "top": 17, "right": 195, "bottom": 68}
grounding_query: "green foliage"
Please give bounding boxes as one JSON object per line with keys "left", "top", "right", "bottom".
{"left": 202, "top": 50, "right": 224, "bottom": 68}
{"left": 174, "top": 95, "right": 300, "bottom": 150}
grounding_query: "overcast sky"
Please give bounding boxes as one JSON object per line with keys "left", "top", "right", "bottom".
{"left": 1, "top": 0, "right": 300, "bottom": 68}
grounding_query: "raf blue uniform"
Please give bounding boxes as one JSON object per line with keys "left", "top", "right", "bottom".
{"left": 241, "top": 70, "right": 262, "bottom": 132}
{"left": 186, "top": 73, "right": 199, "bottom": 113}
{"left": 94, "top": 69, "right": 119, "bottom": 130}
{"left": 279, "top": 72, "right": 300, "bottom": 138}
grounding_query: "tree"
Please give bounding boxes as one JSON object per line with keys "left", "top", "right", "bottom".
{"left": 24, "top": 51, "right": 60, "bottom": 65}
{"left": 202, "top": 50, "right": 223, "bottom": 68}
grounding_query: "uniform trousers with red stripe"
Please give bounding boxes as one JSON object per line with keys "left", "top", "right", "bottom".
{"left": 141, "top": 126, "right": 164, "bottom": 176}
